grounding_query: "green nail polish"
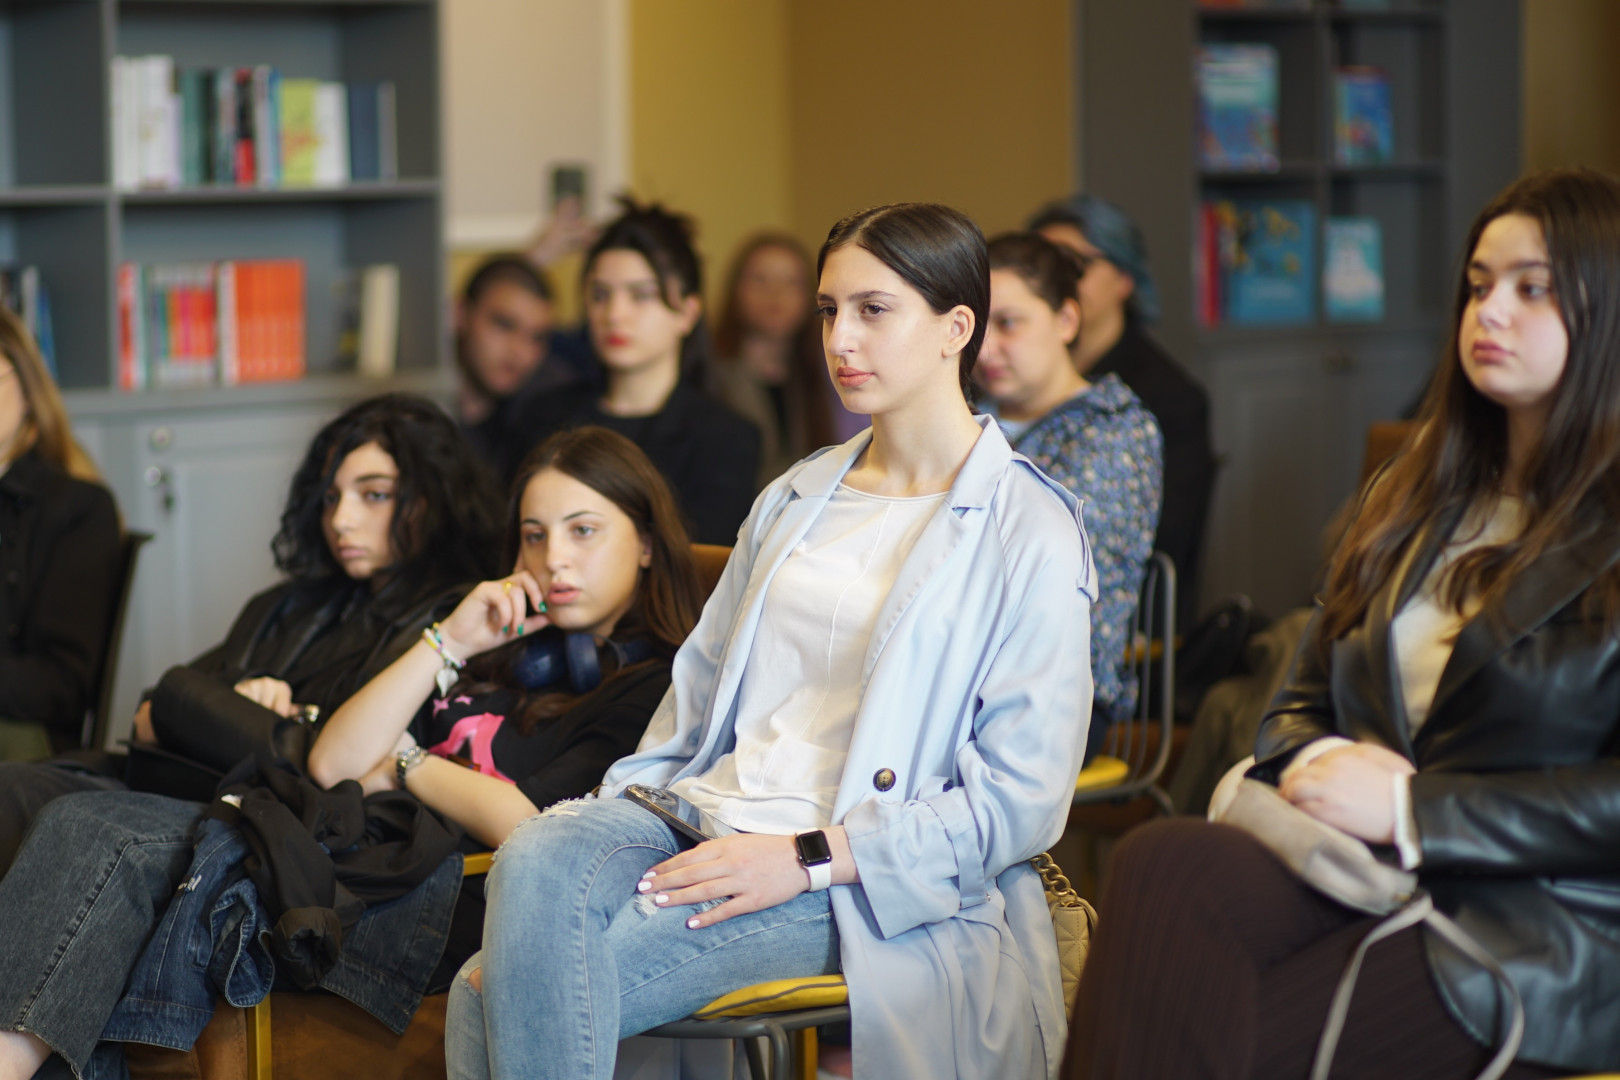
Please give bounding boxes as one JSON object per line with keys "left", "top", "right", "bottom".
{"left": 501, "top": 626, "right": 509, "bottom": 634}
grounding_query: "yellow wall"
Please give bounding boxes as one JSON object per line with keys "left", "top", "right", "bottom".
{"left": 628, "top": 0, "right": 795, "bottom": 304}
{"left": 1523, "top": 0, "right": 1620, "bottom": 175}
{"left": 624, "top": 0, "right": 1073, "bottom": 298}
{"left": 784, "top": 0, "right": 1073, "bottom": 251}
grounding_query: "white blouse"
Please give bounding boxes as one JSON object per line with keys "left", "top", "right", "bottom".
{"left": 672, "top": 482, "right": 946, "bottom": 834}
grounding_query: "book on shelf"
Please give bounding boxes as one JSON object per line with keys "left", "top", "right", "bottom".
{"left": 1201, "top": 198, "right": 1317, "bottom": 326}
{"left": 0, "top": 267, "right": 55, "bottom": 378}
{"left": 1324, "top": 217, "right": 1385, "bottom": 323}
{"left": 1197, "top": 44, "right": 1279, "bottom": 172}
{"left": 336, "top": 264, "right": 401, "bottom": 378}
{"left": 1334, "top": 66, "right": 1394, "bottom": 166}
{"left": 117, "top": 259, "right": 306, "bottom": 391}
{"left": 112, "top": 56, "right": 397, "bottom": 191}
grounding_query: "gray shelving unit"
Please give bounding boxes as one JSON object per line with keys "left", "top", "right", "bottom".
{"left": 1073, "top": 0, "right": 1521, "bottom": 616}
{"left": 0, "top": 0, "right": 444, "bottom": 399}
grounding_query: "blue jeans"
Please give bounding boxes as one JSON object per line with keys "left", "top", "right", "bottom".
{"left": 0, "top": 790, "right": 203, "bottom": 1079}
{"left": 445, "top": 798, "right": 840, "bottom": 1080}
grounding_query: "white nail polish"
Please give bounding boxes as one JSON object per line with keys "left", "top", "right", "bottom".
{"left": 654, "top": 893, "right": 669, "bottom": 904}
{"left": 641, "top": 870, "right": 657, "bottom": 880}
{"left": 687, "top": 916, "right": 701, "bottom": 929}
{"left": 636, "top": 880, "right": 651, "bottom": 893}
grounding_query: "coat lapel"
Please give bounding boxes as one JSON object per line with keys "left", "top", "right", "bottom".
{"left": 1425, "top": 526, "right": 1620, "bottom": 728}
{"left": 858, "top": 418, "right": 1008, "bottom": 683}
{"left": 1363, "top": 514, "right": 1451, "bottom": 757}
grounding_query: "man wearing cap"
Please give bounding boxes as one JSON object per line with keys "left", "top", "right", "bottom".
{"left": 1030, "top": 194, "right": 1216, "bottom": 627}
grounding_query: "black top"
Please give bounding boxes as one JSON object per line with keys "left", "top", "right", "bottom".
{"left": 1091, "top": 320, "right": 1215, "bottom": 624}
{"left": 178, "top": 575, "right": 467, "bottom": 721}
{"left": 412, "top": 656, "right": 672, "bottom": 815}
{"left": 499, "top": 381, "right": 761, "bottom": 545}
{"left": 1253, "top": 512, "right": 1620, "bottom": 1071}
{"left": 0, "top": 449, "right": 121, "bottom": 742}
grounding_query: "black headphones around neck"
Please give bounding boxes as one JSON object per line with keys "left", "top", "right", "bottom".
{"left": 510, "top": 630, "right": 652, "bottom": 694}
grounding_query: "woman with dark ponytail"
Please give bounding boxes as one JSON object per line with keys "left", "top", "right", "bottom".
{"left": 499, "top": 198, "right": 760, "bottom": 544}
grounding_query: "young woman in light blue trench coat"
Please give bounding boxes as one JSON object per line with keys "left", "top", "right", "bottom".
{"left": 446, "top": 203, "right": 1097, "bottom": 1080}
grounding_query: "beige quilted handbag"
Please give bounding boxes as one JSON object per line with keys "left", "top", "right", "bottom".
{"left": 1031, "top": 851, "right": 1098, "bottom": 1016}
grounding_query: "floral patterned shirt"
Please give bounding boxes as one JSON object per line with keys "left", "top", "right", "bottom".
{"left": 996, "top": 373, "right": 1163, "bottom": 724}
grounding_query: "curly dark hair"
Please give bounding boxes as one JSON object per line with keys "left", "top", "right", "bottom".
{"left": 272, "top": 394, "right": 502, "bottom": 590}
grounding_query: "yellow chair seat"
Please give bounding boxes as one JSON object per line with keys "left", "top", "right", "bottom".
{"left": 1073, "top": 755, "right": 1131, "bottom": 793}
{"left": 692, "top": 975, "right": 849, "bottom": 1019}
{"left": 463, "top": 851, "right": 494, "bottom": 875}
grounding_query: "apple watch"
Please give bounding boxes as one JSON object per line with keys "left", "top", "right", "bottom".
{"left": 795, "top": 829, "right": 834, "bottom": 892}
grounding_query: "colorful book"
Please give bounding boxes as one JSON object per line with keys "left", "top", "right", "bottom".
{"left": 1217, "top": 199, "right": 1316, "bottom": 325}
{"left": 1197, "top": 44, "right": 1279, "bottom": 172}
{"left": 213, "top": 67, "right": 237, "bottom": 184}
{"left": 219, "top": 259, "right": 306, "bottom": 385}
{"left": 1324, "top": 217, "right": 1385, "bottom": 322}
{"left": 312, "top": 82, "right": 350, "bottom": 186}
{"left": 1334, "top": 66, "right": 1394, "bottom": 166}
{"left": 278, "top": 78, "right": 321, "bottom": 186}
{"left": 0, "top": 266, "right": 54, "bottom": 376}
{"left": 233, "top": 68, "right": 256, "bottom": 185}
{"left": 117, "top": 263, "right": 146, "bottom": 392}
{"left": 177, "top": 68, "right": 211, "bottom": 186}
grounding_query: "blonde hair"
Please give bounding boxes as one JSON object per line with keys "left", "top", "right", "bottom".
{"left": 0, "top": 306, "right": 100, "bottom": 482}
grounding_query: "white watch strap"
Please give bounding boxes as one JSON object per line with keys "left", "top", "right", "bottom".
{"left": 804, "top": 859, "right": 833, "bottom": 892}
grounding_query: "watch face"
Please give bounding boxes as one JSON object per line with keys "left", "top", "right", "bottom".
{"left": 795, "top": 830, "right": 833, "bottom": 866}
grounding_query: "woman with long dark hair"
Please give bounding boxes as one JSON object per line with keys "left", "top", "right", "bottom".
{"left": 498, "top": 198, "right": 760, "bottom": 544}
{"left": 1065, "top": 169, "right": 1620, "bottom": 1078}
{"left": 448, "top": 203, "right": 1095, "bottom": 1080}
{"left": 711, "top": 232, "right": 863, "bottom": 487}
{"left": 0, "top": 427, "right": 702, "bottom": 1080}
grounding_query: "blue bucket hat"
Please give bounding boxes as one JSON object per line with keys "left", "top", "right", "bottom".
{"left": 1027, "top": 194, "right": 1163, "bottom": 325}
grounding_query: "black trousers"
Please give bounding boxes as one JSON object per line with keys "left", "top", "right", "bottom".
{"left": 0, "top": 760, "right": 125, "bottom": 877}
{"left": 1063, "top": 818, "right": 1571, "bottom": 1080}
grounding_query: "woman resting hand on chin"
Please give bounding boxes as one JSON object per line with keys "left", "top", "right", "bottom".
{"left": 0, "top": 427, "right": 701, "bottom": 1080}
{"left": 448, "top": 203, "right": 1095, "bottom": 1080}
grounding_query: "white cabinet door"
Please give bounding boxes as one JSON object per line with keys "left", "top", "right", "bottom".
{"left": 95, "top": 406, "right": 331, "bottom": 746}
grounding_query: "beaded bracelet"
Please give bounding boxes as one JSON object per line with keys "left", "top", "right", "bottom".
{"left": 421, "top": 622, "right": 465, "bottom": 698}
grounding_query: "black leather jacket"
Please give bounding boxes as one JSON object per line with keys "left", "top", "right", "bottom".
{"left": 1253, "top": 510, "right": 1620, "bottom": 1072}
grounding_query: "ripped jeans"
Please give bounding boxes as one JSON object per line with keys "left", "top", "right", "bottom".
{"left": 445, "top": 797, "right": 840, "bottom": 1080}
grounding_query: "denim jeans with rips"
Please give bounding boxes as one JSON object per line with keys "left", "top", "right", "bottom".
{"left": 445, "top": 797, "right": 841, "bottom": 1080}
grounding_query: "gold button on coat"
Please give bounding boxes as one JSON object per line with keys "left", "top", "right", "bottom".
{"left": 873, "top": 768, "right": 896, "bottom": 792}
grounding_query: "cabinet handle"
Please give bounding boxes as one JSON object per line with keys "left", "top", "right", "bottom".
{"left": 144, "top": 466, "right": 175, "bottom": 515}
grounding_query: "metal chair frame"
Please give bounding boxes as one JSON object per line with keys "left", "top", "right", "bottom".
{"left": 645, "top": 1004, "right": 850, "bottom": 1080}
{"left": 1074, "top": 550, "right": 1177, "bottom": 816}
{"left": 82, "top": 530, "right": 152, "bottom": 751}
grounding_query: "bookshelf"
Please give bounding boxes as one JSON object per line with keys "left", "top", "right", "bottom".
{"left": 1073, "top": 0, "right": 1521, "bottom": 617}
{"left": 0, "top": 0, "right": 449, "bottom": 745}
{"left": 0, "top": 0, "right": 445, "bottom": 395}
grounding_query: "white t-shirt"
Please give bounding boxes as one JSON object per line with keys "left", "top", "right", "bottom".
{"left": 672, "top": 482, "right": 947, "bottom": 834}
{"left": 1390, "top": 494, "right": 1526, "bottom": 735}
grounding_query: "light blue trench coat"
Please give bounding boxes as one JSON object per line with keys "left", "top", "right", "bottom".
{"left": 602, "top": 415, "right": 1096, "bottom": 1080}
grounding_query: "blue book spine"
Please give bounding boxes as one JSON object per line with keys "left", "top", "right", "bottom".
{"left": 348, "top": 82, "right": 381, "bottom": 182}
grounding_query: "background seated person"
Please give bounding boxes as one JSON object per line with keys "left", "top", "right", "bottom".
{"left": 1064, "top": 168, "right": 1620, "bottom": 1080}
{"left": 1030, "top": 193, "right": 1215, "bottom": 626}
{"left": 711, "top": 232, "right": 866, "bottom": 488}
{"left": 0, "top": 393, "right": 501, "bottom": 874}
{"left": 977, "top": 232, "right": 1163, "bottom": 759}
{"left": 454, "top": 255, "right": 561, "bottom": 467}
{"left": 0, "top": 307, "right": 121, "bottom": 761}
{"left": 0, "top": 426, "right": 702, "bottom": 1080}
{"left": 499, "top": 198, "right": 760, "bottom": 545}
